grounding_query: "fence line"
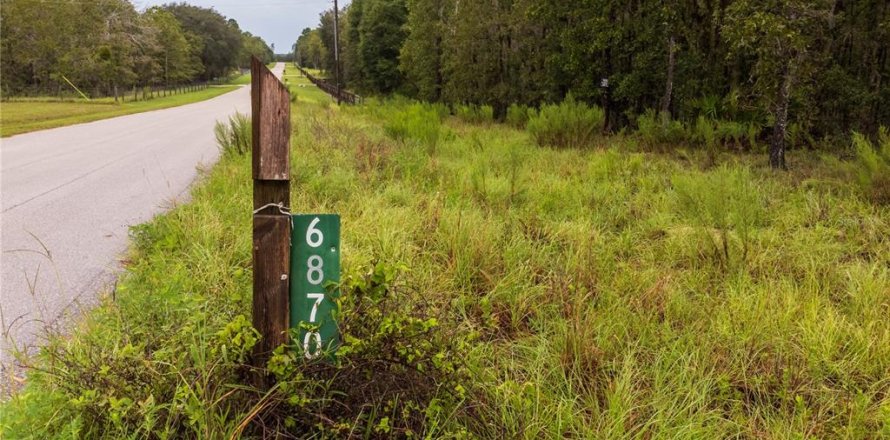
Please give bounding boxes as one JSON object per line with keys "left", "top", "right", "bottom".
{"left": 294, "top": 65, "right": 362, "bottom": 105}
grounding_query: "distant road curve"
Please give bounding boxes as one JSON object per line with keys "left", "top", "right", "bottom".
{"left": 0, "top": 63, "right": 285, "bottom": 377}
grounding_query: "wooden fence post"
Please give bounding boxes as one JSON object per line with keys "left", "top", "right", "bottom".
{"left": 251, "top": 57, "right": 291, "bottom": 386}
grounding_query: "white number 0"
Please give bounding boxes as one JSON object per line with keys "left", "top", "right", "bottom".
{"left": 306, "top": 217, "right": 323, "bottom": 247}
{"left": 303, "top": 331, "right": 322, "bottom": 359}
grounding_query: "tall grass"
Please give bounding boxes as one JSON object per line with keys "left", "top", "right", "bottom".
{"left": 382, "top": 103, "right": 443, "bottom": 150}
{"left": 672, "top": 165, "right": 766, "bottom": 265}
{"left": 213, "top": 112, "right": 251, "bottom": 155}
{"left": 454, "top": 104, "right": 494, "bottom": 124}
{"left": 526, "top": 95, "right": 603, "bottom": 148}
{"left": 505, "top": 103, "right": 531, "bottom": 128}
{"left": 852, "top": 127, "right": 890, "bottom": 204}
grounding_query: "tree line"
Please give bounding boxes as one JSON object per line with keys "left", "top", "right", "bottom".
{"left": 296, "top": 0, "right": 889, "bottom": 167}
{"left": 1, "top": 0, "right": 274, "bottom": 99}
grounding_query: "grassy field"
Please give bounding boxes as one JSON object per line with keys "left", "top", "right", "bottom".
{"left": 281, "top": 64, "right": 334, "bottom": 104}
{"left": 2, "top": 84, "right": 888, "bottom": 438}
{"left": 0, "top": 86, "right": 238, "bottom": 137}
{"left": 227, "top": 72, "right": 252, "bottom": 85}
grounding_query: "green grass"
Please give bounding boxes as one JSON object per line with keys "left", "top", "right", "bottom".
{"left": 227, "top": 72, "right": 252, "bottom": 85}
{"left": 281, "top": 68, "right": 334, "bottom": 105}
{"left": 2, "top": 87, "right": 889, "bottom": 438}
{"left": 0, "top": 86, "right": 238, "bottom": 137}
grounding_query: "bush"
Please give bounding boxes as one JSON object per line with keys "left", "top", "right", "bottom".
{"left": 692, "top": 116, "right": 718, "bottom": 150}
{"left": 852, "top": 127, "right": 890, "bottom": 204}
{"left": 214, "top": 112, "right": 251, "bottom": 155}
{"left": 261, "top": 262, "right": 473, "bottom": 438}
{"left": 383, "top": 103, "right": 443, "bottom": 149}
{"left": 505, "top": 103, "right": 531, "bottom": 128}
{"left": 672, "top": 165, "right": 766, "bottom": 265}
{"left": 454, "top": 104, "right": 494, "bottom": 124}
{"left": 526, "top": 95, "right": 603, "bottom": 148}
{"left": 636, "top": 109, "right": 687, "bottom": 148}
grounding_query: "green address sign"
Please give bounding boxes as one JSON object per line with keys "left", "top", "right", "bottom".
{"left": 290, "top": 214, "right": 340, "bottom": 359}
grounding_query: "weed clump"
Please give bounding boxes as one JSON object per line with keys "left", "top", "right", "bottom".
{"left": 214, "top": 112, "right": 251, "bottom": 155}
{"left": 505, "top": 103, "right": 531, "bottom": 128}
{"left": 637, "top": 109, "right": 687, "bottom": 148}
{"left": 454, "top": 104, "right": 494, "bottom": 124}
{"left": 851, "top": 127, "right": 890, "bottom": 204}
{"left": 526, "top": 95, "right": 603, "bottom": 148}
{"left": 672, "top": 165, "right": 766, "bottom": 266}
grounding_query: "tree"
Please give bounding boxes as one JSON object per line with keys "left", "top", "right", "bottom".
{"left": 144, "top": 7, "right": 200, "bottom": 85}
{"left": 400, "top": 0, "right": 448, "bottom": 101}
{"left": 164, "top": 3, "right": 243, "bottom": 79}
{"left": 296, "top": 29, "right": 327, "bottom": 70}
{"left": 239, "top": 32, "right": 274, "bottom": 68}
{"left": 356, "top": 0, "right": 408, "bottom": 93}
{"left": 724, "top": 0, "right": 832, "bottom": 169}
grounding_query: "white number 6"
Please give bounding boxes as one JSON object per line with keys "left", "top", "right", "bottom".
{"left": 306, "top": 217, "right": 323, "bottom": 247}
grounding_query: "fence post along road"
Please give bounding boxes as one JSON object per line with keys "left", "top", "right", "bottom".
{"left": 251, "top": 56, "right": 291, "bottom": 387}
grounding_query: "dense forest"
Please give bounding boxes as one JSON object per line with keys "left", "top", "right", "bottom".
{"left": 296, "top": 0, "right": 890, "bottom": 167}
{"left": 1, "top": 0, "right": 274, "bottom": 99}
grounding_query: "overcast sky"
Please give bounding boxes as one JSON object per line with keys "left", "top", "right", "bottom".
{"left": 140, "top": 0, "right": 348, "bottom": 53}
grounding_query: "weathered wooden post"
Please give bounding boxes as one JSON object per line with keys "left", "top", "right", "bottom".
{"left": 251, "top": 57, "right": 291, "bottom": 385}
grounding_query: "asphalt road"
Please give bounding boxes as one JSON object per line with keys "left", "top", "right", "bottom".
{"left": 0, "top": 63, "right": 285, "bottom": 378}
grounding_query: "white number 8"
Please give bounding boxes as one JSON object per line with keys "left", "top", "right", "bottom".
{"left": 307, "top": 255, "right": 323, "bottom": 285}
{"left": 306, "top": 217, "right": 323, "bottom": 247}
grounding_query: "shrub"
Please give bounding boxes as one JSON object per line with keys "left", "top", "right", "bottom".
{"left": 383, "top": 103, "right": 442, "bottom": 149}
{"left": 454, "top": 104, "right": 494, "bottom": 124}
{"left": 526, "top": 95, "right": 603, "bottom": 148}
{"left": 852, "top": 127, "right": 890, "bottom": 204}
{"left": 672, "top": 165, "right": 766, "bottom": 266}
{"left": 636, "top": 109, "right": 687, "bottom": 148}
{"left": 214, "top": 112, "right": 251, "bottom": 155}
{"left": 259, "top": 262, "right": 474, "bottom": 438}
{"left": 692, "top": 116, "right": 718, "bottom": 149}
{"left": 505, "top": 103, "right": 531, "bottom": 128}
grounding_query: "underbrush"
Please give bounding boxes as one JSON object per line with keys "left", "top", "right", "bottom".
{"left": 3, "top": 95, "right": 889, "bottom": 439}
{"left": 526, "top": 95, "right": 604, "bottom": 148}
{"left": 453, "top": 104, "right": 494, "bottom": 124}
{"left": 382, "top": 102, "right": 444, "bottom": 151}
{"left": 505, "top": 103, "right": 531, "bottom": 128}
{"left": 852, "top": 128, "right": 890, "bottom": 204}
{"left": 637, "top": 109, "right": 761, "bottom": 154}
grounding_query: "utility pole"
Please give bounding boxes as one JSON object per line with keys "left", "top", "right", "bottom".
{"left": 333, "top": 0, "right": 342, "bottom": 105}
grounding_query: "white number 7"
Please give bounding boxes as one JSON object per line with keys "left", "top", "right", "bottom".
{"left": 307, "top": 293, "right": 324, "bottom": 322}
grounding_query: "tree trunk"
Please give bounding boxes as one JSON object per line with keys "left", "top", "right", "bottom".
{"left": 602, "top": 47, "right": 613, "bottom": 134}
{"left": 661, "top": 35, "right": 676, "bottom": 117}
{"left": 770, "top": 62, "right": 793, "bottom": 170}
